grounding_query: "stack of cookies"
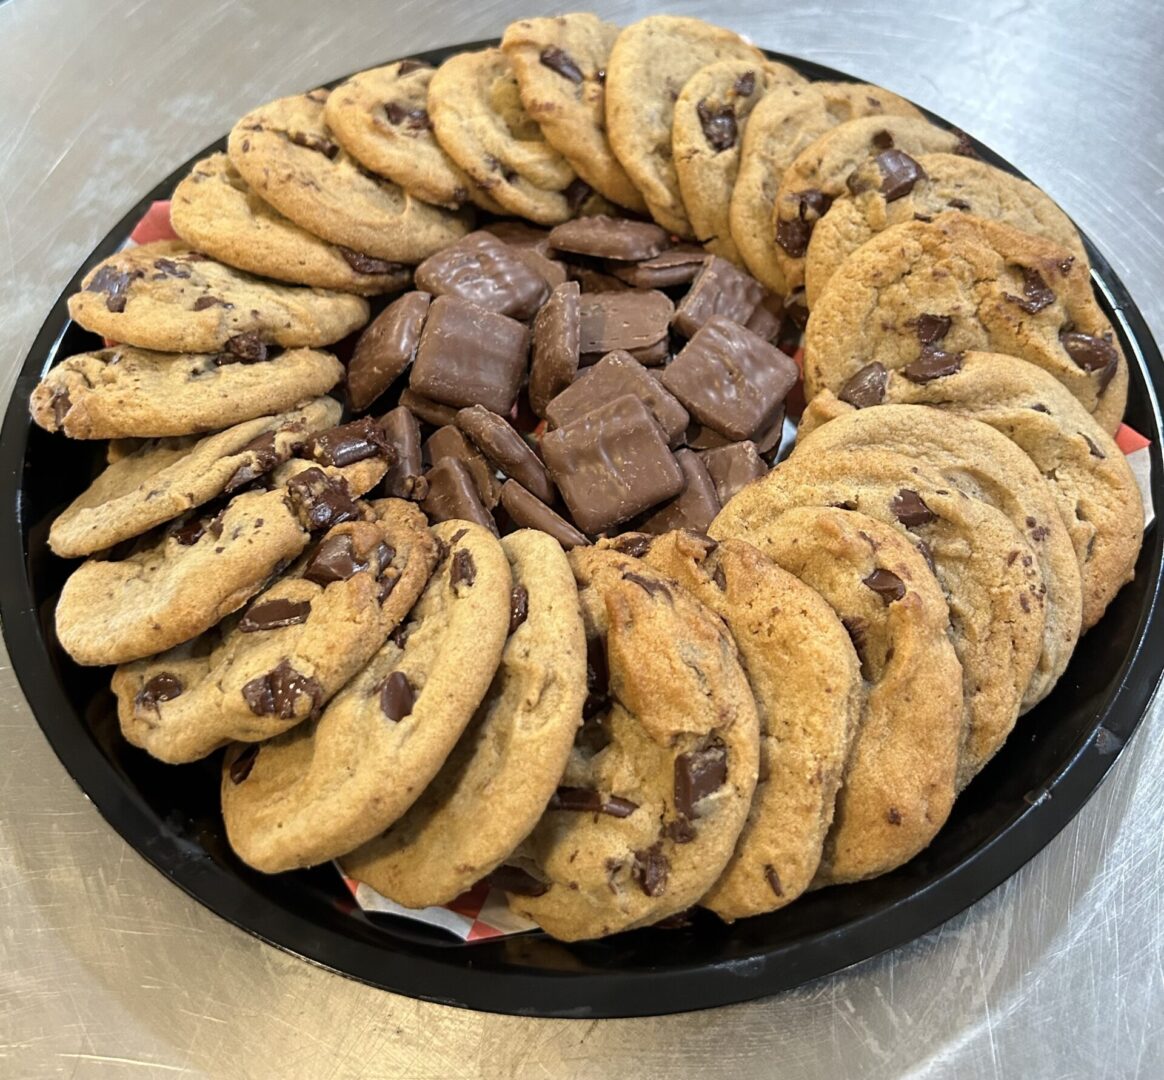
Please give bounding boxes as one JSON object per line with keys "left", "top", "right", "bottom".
{"left": 28, "top": 13, "right": 1145, "bottom": 942}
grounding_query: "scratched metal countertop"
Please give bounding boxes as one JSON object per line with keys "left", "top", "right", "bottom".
{"left": 1, "top": 0, "right": 1162, "bottom": 1076}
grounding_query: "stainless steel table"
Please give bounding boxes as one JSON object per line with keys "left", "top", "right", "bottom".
{"left": 2, "top": 1, "right": 1161, "bottom": 1076}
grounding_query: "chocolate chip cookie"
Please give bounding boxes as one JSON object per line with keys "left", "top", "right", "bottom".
{"left": 220, "top": 519, "right": 511, "bottom": 873}
{"left": 66, "top": 241, "right": 369, "bottom": 353}
{"left": 710, "top": 506, "right": 964, "bottom": 884}
{"left": 605, "top": 16, "right": 765, "bottom": 237}
{"left": 228, "top": 89, "right": 473, "bottom": 262}
{"left": 170, "top": 154, "right": 412, "bottom": 295}
{"left": 803, "top": 212, "right": 1129, "bottom": 434}
{"left": 506, "top": 548, "right": 760, "bottom": 940}
{"left": 501, "top": 14, "right": 647, "bottom": 212}
{"left": 340, "top": 529, "right": 587, "bottom": 906}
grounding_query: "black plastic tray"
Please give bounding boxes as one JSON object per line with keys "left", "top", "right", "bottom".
{"left": 2, "top": 41, "right": 1161, "bottom": 1019}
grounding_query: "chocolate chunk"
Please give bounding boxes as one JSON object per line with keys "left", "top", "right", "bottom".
{"left": 632, "top": 843, "right": 669, "bottom": 897}
{"left": 398, "top": 388, "right": 458, "bottom": 427}
{"left": 662, "top": 316, "right": 797, "bottom": 441}
{"left": 639, "top": 449, "right": 721, "bottom": 535}
{"left": 51, "top": 387, "right": 72, "bottom": 427}
{"left": 1060, "top": 330, "right": 1119, "bottom": 390}
{"left": 229, "top": 744, "right": 260, "bottom": 784}
{"left": 948, "top": 197, "right": 972, "bottom": 210}
{"left": 672, "top": 256, "right": 765, "bottom": 338}
{"left": 582, "top": 634, "right": 610, "bottom": 725}
{"left": 838, "top": 362, "right": 889, "bottom": 408}
{"left": 549, "top": 215, "right": 670, "bottom": 262}
{"left": 192, "top": 295, "right": 232, "bottom": 311}
{"left": 744, "top": 295, "right": 784, "bottom": 343}
{"left": 541, "top": 395, "right": 685, "bottom": 534}
{"left": 347, "top": 291, "right": 432, "bottom": 411}
{"left": 242, "top": 659, "right": 324, "bottom": 719}
{"left": 674, "top": 738, "right": 728, "bottom": 818}
{"left": 379, "top": 406, "right": 428, "bottom": 501}
{"left": 303, "top": 534, "right": 367, "bottom": 584}
{"left": 409, "top": 296, "right": 529, "bottom": 414}
{"left": 307, "top": 416, "right": 394, "bottom": 468}
{"left": 509, "top": 584, "right": 530, "bottom": 633}
{"left": 581, "top": 334, "right": 670, "bottom": 368}
{"left": 239, "top": 597, "right": 312, "bottom": 631}
{"left": 697, "top": 99, "right": 737, "bottom": 151}
{"left": 952, "top": 129, "right": 977, "bottom": 157}
{"left": 863, "top": 568, "right": 906, "bottom": 603}
{"left": 622, "top": 571, "right": 672, "bottom": 600}
{"left": 876, "top": 149, "right": 925, "bottom": 201}
{"left": 608, "top": 246, "right": 706, "bottom": 288}
{"left": 562, "top": 178, "right": 593, "bottom": 212}
{"left": 698, "top": 441, "right": 767, "bottom": 504}
{"left": 337, "top": 247, "right": 406, "bottom": 276}
{"left": 765, "top": 866, "right": 784, "bottom": 897}
{"left": 456, "top": 405, "right": 555, "bottom": 503}
{"left": 916, "top": 538, "right": 937, "bottom": 574}
{"left": 734, "top": 70, "right": 757, "bottom": 96}
{"left": 529, "top": 281, "right": 581, "bottom": 418}
{"left": 224, "top": 331, "right": 268, "bottom": 362}
{"left": 450, "top": 548, "right": 476, "bottom": 588}
{"left": 1004, "top": 267, "right": 1056, "bottom": 314}
{"left": 665, "top": 818, "right": 697, "bottom": 844}
{"left": 901, "top": 349, "right": 964, "bottom": 382}
{"left": 482, "top": 220, "right": 553, "bottom": 254}
{"left": 136, "top": 672, "right": 183, "bottom": 708}
{"left": 415, "top": 233, "right": 550, "bottom": 320}
{"left": 379, "top": 671, "right": 415, "bottom": 721}
{"left": 546, "top": 350, "right": 689, "bottom": 447}
{"left": 578, "top": 290, "right": 673, "bottom": 356}
{"left": 85, "top": 265, "right": 142, "bottom": 313}
{"left": 1081, "top": 433, "right": 1106, "bottom": 459}
{"left": 499, "top": 480, "right": 589, "bottom": 549}
{"left": 384, "top": 100, "right": 431, "bottom": 129}
{"left": 170, "top": 508, "right": 224, "bottom": 546}
{"left": 891, "top": 488, "right": 937, "bottom": 527}
{"left": 154, "top": 257, "right": 192, "bottom": 279}
{"left": 539, "top": 45, "right": 584, "bottom": 82}
{"left": 913, "top": 313, "right": 951, "bottom": 345}
{"left": 568, "top": 263, "right": 630, "bottom": 294}
{"left": 607, "top": 534, "right": 651, "bottom": 557}
{"left": 549, "top": 786, "right": 639, "bottom": 817}
{"left": 287, "top": 130, "right": 339, "bottom": 158}
{"left": 421, "top": 457, "right": 497, "bottom": 533}
{"left": 775, "top": 189, "right": 833, "bottom": 258}
{"left": 424, "top": 425, "right": 500, "bottom": 509}
{"left": 484, "top": 865, "right": 549, "bottom": 897}
{"left": 224, "top": 432, "right": 284, "bottom": 493}
{"left": 285, "top": 467, "right": 361, "bottom": 531}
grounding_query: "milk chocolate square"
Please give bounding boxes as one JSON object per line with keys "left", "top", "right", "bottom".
{"left": 661, "top": 316, "right": 798, "bottom": 441}
{"left": 671, "top": 256, "right": 766, "bottom": 338}
{"left": 347, "top": 291, "right": 431, "bottom": 412}
{"left": 697, "top": 441, "right": 768, "bottom": 504}
{"left": 414, "top": 232, "right": 549, "bottom": 320}
{"left": 548, "top": 215, "right": 671, "bottom": 262}
{"left": 424, "top": 424, "right": 501, "bottom": 508}
{"left": 421, "top": 457, "right": 497, "bottom": 534}
{"left": 638, "top": 449, "right": 721, "bottom": 535}
{"left": 578, "top": 290, "right": 673, "bottom": 355}
{"left": 409, "top": 296, "right": 529, "bottom": 414}
{"left": 540, "top": 394, "right": 684, "bottom": 534}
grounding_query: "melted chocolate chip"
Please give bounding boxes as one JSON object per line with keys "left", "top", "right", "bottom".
{"left": 862, "top": 568, "right": 906, "bottom": 603}
{"left": 379, "top": 671, "right": 415, "bottom": 721}
{"left": 384, "top": 101, "right": 431, "bottom": 129}
{"left": 913, "top": 313, "right": 951, "bottom": 345}
{"left": 307, "top": 416, "right": 394, "bottom": 468}
{"left": 674, "top": 738, "right": 728, "bottom": 818}
{"left": 952, "top": 130, "right": 977, "bottom": 157}
{"left": 86, "top": 265, "right": 143, "bottom": 313}
{"left": 916, "top": 538, "right": 937, "bottom": 574}
{"left": 696, "top": 99, "right": 737, "bottom": 152}
{"left": 583, "top": 636, "right": 610, "bottom": 723}
{"left": 51, "top": 388, "right": 71, "bottom": 426}
{"left": 734, "top": 70, "right": 756, "bottom": 96}
{"left": 622, "top": 571, "right": 671, "bottom": 599}
{"left": 303, "top": 534, "right": 368, "bottom": 585}
{"left": 450, "top": 548, "right": 476, "bottom": 587}
{"left": 1030, "top": 403, "right": 1051, "bottom": 413}
{"left": 764, "top": 865, "right": 784, "bottom": 897}
{"left": 287, "top": 130, "right": 339, "bottom": 158}
{"left": 887, "top": 807, "right": 903, "bottom": 825}
{"left": 192, "top": 295, "right": 233, "bottom": 311}
{"left": 901, "top": 348, "right": 964, "bottom": 383}
{"left": 337, "top": 247, "right": 405, "bottom": 275}
{"left": 665, "top": 818, "right": 697, "bottom": 844}
{"left": 1081, "top": 433, "right": 1106, "bottom": 459}
{"left": 285, "top": 468, "right": 360, "bottom": 531}
{"left": 712, "top": 562, "right": 728, "bottom": 591}
{"left": 539, "top": 45, "right": 584, "bottom": 83}
{"left": 775, "top": 189, "right": 833, "bottom": 257}
{"left": 1004, "top": 267, "right": 1055, "bottom": 314}
{"left": 947, "top": 197, "right": 971, "bottom": 210}
{"left": 223, "top": 331, "right": 269, "bottom": 362}
{"left": 509, "top": 584, "right": 529, "bottom": 634}
{"left": 632, "top": 843, "right": 669, "bottom": 897}
{"left": 871, "top": 129, "right": 894, "bottom": 150}
{"left": 229, "top": 744, "right": 260, "bottom": 784}
{"left": 484, "top": 865, "right": 549, "bottom": 897}
{"left": 153, "top": 257, "right": 191, "bottom": 279}
{"left": 563, "top": 178, "right": 592, "bottom": 212}
{"left": 239, "top": 597, "right": 312, "bottom": 631}
{"left": 241, "top": 659, "right": 323, "bottom": 719}
{"left": 609, "top": 534, "right": 653, "bottom": 558}
{"left": 838, "top": 362, "right": 888, "bottom": 408}
{"left": 1060, "top": 331, "right": 1119, "bottom": 390}
{"left": 171, "top": 509, "right": 224, "bottom": 546}
{"left": 875, "top": 149, "right": 925, "bottom": 201}
{"left": 136, "top": 672, "right": 183, "bottom": 709}
{"left": 549, "top": 786, "right": 639, "bottom": 817}
{"left": 891, "top": 488, "right": 937, "bottom": 527}
{"left": 224, "top": 432, "right": 282, "bottom": 493}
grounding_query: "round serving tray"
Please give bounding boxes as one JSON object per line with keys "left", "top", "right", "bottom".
{"left": 2, "top": 40, "right": 1161, "bottom": 1019}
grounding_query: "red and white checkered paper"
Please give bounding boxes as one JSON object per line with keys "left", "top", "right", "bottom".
{"left": 123, "top": 201, "right": 1154, "bottom": 940}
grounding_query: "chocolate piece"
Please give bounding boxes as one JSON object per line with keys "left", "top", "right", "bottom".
{"left": 347, "top": 291, "right": 432, "bottom": 412}
{"left": 414, "top": 232, "right": 550, "bottom": 320}
{"left": 674, "top": 738, "right": 728, "bottom": 818}
{"left": 229, "top": 744, "right": 260, "bottom": 784}
{"left": 1004, "top": 267, "right": 1056, "bottom": 314}
{"left": 136, "top": 672, "right": 183, "bottom": 708}
{"left": 86, "top": 265, "right": 142, "bottom": 313}
{"left": 224, "top": 331, "right": 268, "bottom": 363}
{"left": 379, "top": 406, "right": 427, "bottom": 501}
{"left": 913, "top": 313, "right": 951, "bottom": 345}
{"left": 539, "top": 45, "right": 584, "bottom": 83}
{"left": 901, "top": 349, "right": 964, "bottom": 382}
{"left": 876, "top": 149, "right": 925, "bottom": 201}
{"left": 1060, "top": 330, "right": 1119, "bottom": 390}
{"left": 581, "top": 335, "right": 670, "bottom": 368}
{"left": 285, "top": 467, "right": 361, "bottom": 531}
{"left": 450, "top": 548, "right": 476, "bottom": 587}
{"left": 685, "top": 403, "right": 785, "bottom": 458}
{"left": 744, "top": 295, "right": 784, "bottom": 342}
{"left": 303, "top": 534, "right": 368, "bottom": 584}
{"left": 623, "top": 571, "right": 672, "bottom": 599}
{"left": 541, "top": 394, "right": 685, "bottom": 534}
{"left": 578, "top": 290, "right": 673, "bottom": 356}
{"left": 379, "top": 671, "right": 415, "bottom": 721}
{"left": 456, "top": 405, "right": 555, "bottom": 503}
{"left": 632, "top": 843, "right": 669, "bottom": 897}
{"left": 871, "top": 129, "right": 894, "bottom": 150}
{"left": 484, "top": 865, "right": 549, "bottom": 896}
{"left": 409, "top": 296, "right": 529, "bottom": 414}
{"left": 170, "top": 508, "right": 224, "bottom": 547}
{"left": 509, "top": 584, "right": 530, "bottom": 633}
{"left": 529, "top": 281, "right": 581, "bottom": 418}
{"left": 424, "top": 425, "right": 501, "bottom": 508}
{"left": 1081, "top": 433, "right": 1106, "bottom": 459}
{"left": 734, "top": 70, "right": 757, "bottom": 96}
{"left": 863, "top": 568, "right": 906, "bottom": 603}
{"left": 697, "top": 441, "right": 767, "bottom": 504}
{"left": 661, "top": 316, "right": 797, "bottom": 441}
{"left": 307, "top": 416, "right": 394, "bottom": 468}
{"left": 549, "top": 215, "right": 670, "bottom": 262}
{"left": 241, "top": 659, "right": 324, "bottom": 719}
{"left": 545, "top": 350, "right": 689, "bottom": 447}
{"left": 224, "top": 432, "right": 284, "bottom": 493}
{"left": 398, "top": 388, "right": 459, "bottom": 427}
{"left": 568, "top": 264, "right": 631, "bottom": 293}
{"left": 891, "top": 489, "right": 937, "bottom": 527}
{"left": 337, "top": 247, "right": 405, "bottom": 276}
{"left": 499, "top": 480, "right": 589, "bottom": 549}
{"left": 697, "top": 99, "right": 737, "bottom": 151}
{"left": 608, "top": 246, "right": 706, "bottom": 289}
{"left": 384, "top": 101, "right": 431, "bottom": 130}
{"left": 482, "top": 220, "right": 553, "bottom": 254}
{"left": 421, "top": 458, "right": 497, "bottom": 533}
{"left": 783, "top": 287, "right": 809, "bottom": 330}
{"left": 548, "top": 786, "right": 639, "bottom": 817}
{"left": 775, "top": 190, "right": 833, "bottom": 258}
{"left": 286, "top": 130, "right": 339, "bottom": 158}
{"left": 511, "top": 246, "right": 568, "bottom": 289}
{"left": 238, "top": 597, "right": 312, "bottom": 632}
{"left": 838, "top": 362, "right": 889, "bottom": 408}
{"left": 765, "top": 866, "right": 784, "bottom": 897}
{"left": 192, "top": 295, "right": 232, "bottom": 311}
{"left": 671, "top": 256, "right": 765, "bottom": 338}
{"left": 639, "top": 449, "right": 721, "bottom": 535}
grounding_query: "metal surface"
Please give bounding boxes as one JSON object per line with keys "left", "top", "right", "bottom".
{"left": 0, "top": 0, "right": 1161, "bottom": 1074}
